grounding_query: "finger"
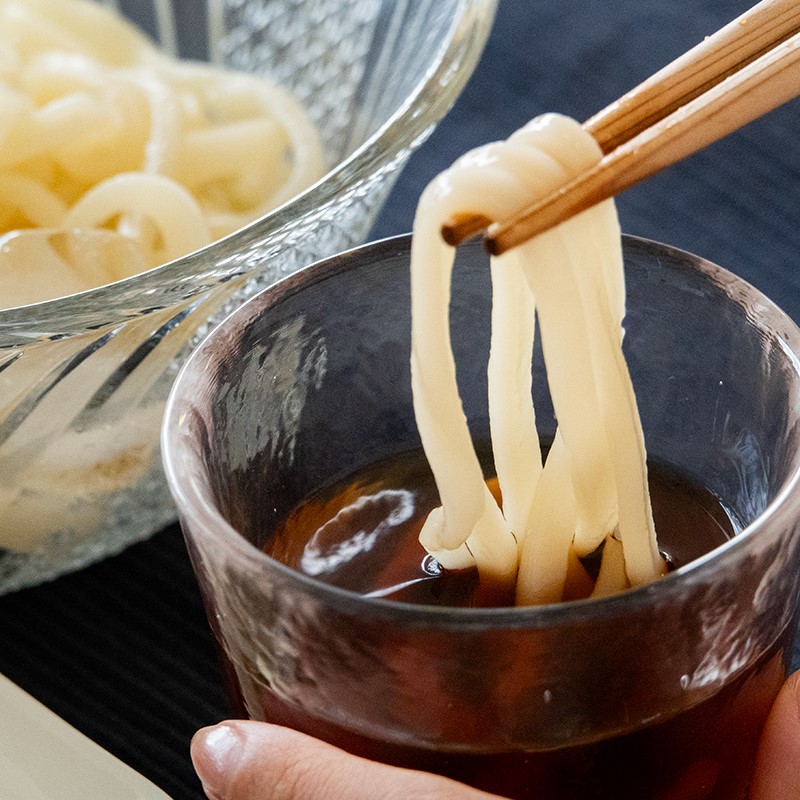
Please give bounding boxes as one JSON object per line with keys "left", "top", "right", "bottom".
{"left": 191, "top": 720, "right": 502, "bottom": 800}
{"left": 750, "top": 670, "right": 800, "bottom": 800}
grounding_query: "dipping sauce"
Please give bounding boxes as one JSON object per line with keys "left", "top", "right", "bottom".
{"left": 243, "top": 448, "right": 787, "bottom": 800}
{"left": 265, "top": 447, "right": 736, "bottom": 606}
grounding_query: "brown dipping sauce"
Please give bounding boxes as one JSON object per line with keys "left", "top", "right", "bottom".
{"left": 247, "top": 449, "right": 785, "bottom": 800}
{"left": 265, "top": 447, "right": 735, "bottom": 606}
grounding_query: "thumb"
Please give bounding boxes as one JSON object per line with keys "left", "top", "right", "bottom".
{"left": 191, "top": 720, "right": 501, "bottom": 800}
{"left": 750, "top": 670, "right": 800, "bottom": 800}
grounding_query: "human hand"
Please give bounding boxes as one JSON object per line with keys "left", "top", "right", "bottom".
{"left": 191, "top": 672, "right": 800, "bottom": 800}
{"left": 190, "top": 722, "right": 498, "bottom": 800}
{"left": 751, "top": 670, "right": 800, "bottom": 800}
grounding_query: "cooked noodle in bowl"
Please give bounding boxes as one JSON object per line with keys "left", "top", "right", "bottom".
{"left": 0, "top": 0, "right": 325, "bottom": 301}
{"left": 0, "top": 0, "right": 496, "bottom": 593}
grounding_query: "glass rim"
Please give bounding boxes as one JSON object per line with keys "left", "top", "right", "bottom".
{"left": 0, "top": 0, "right": 498, "bottom": 335}
{"left": 162, "top": 232, "right": 800, "bottom": 628}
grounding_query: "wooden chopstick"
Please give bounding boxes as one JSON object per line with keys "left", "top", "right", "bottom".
{"left": 584, "top": 0, "right": 800, "bottom": 152}
{"left": 440, "top": 0, "right": 800, "bottom": 250}
{"left": 487, "top": 31, "right": 800, "bottom": 255}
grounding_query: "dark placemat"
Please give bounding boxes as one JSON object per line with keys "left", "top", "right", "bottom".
{"left": 0, "top": 525, "right": 222, "bottom": 798}
{"left": 2, "top": 1, "right": 800, "bottom": 798}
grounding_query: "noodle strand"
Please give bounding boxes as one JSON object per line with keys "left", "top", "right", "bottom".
{"left": 411, "top": 113, "right": 665, "bottom": 603}
{"left": 0, "top": 0, "right": 326, "bottom": 307}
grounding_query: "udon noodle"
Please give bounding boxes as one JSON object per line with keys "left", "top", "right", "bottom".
{"left": 410, "top": 113, "right": 665, "bottom": 605}
{"left": 0, "top": 0, "right": 325, "bottom": 305}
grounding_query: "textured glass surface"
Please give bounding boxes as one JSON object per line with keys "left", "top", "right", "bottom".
{"left": 164, "top": 235, "right": 800, "bottom": 798}
{"left": 0, "top": 0, "right": 496, "bottom": 593}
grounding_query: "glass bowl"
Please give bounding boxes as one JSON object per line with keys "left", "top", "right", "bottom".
{"left": 162, "top": 234, "right": 800, "bottom": 799}
{"left": 0, "top": 0, "right": 496, "bottom": 594}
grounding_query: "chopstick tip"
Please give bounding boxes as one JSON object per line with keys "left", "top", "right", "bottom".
{"left": 440, "top": 213, "right": 492, "bottom": 248}
{"left": 484, "top": 225, "right": 505, "bottom": 257}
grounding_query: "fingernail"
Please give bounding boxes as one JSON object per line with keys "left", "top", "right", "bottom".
{"left": 191, "top": 724, "right": 245, "bottom": 799}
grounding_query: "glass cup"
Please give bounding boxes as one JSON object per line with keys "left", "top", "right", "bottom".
{"left": 162, "top": 234, "right": 800, "bottom": 800}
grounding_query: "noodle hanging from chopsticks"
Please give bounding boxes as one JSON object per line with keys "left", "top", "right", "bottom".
{"left": 410, "top": 113, "right": 665, "bottom": 605}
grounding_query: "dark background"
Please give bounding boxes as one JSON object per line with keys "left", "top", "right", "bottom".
{"left": 2, "top": 1, "right": 800, "bottom": 798}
